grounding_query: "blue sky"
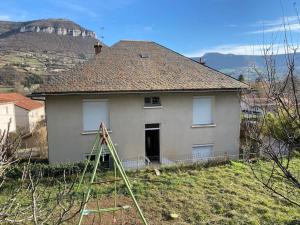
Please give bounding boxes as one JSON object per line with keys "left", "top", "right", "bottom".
{"left": 1, "top": 0, "right": 300, "bottom": 56}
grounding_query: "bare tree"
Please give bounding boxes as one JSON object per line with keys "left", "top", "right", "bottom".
{"left": 0, "top": 165, "right": 84, "bottom": 224}
{"left": 0, "top": 125, "right": 84, "bottom": 224}
{"left": 242, "top": 12, "right": 300, "bottom": 207}
{"left": 0, "top": 122, "right": 21, "bottom": 183}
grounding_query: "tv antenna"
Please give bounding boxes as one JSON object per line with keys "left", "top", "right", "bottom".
{"left": 99, "top": 26, "right": 104, "bottom": 42}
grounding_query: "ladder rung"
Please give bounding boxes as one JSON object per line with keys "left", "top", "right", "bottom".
{"left": 81, "top": 205, "right": 131, "bottom": 215}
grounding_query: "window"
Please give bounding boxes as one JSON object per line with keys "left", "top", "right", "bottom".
{"left": 144, "top": 96, "right": 161, "bottom": 107}
{"left": 82, "top": 99, "right": 109, "bottom": 131}
{"left": 192, "top": 145, "right": 213, "bottom": 162}
{"left": 193, "top": 97, "right": 213, "bottom": 125}
{"left": 0, "top": 106, "right": 8, "bottom": 115}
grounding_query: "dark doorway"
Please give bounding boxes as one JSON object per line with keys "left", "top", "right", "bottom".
{"left": 145, "top": 124, "right": 160, "bottom": 163}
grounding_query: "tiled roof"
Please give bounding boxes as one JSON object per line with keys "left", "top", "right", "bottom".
{"left": 0, "top": 93, "right": 43, "bottom": 110}
{"left": 33, "top": 40, "right": 248, "bottom": 95}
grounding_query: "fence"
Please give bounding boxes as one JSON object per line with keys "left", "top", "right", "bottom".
{"left": 119, "top": 152, "right": 260, "bottom": 170}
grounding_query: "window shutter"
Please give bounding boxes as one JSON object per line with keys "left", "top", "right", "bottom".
{"left": 193, "top": 97, "right": 212, "bottom": 125}
{"left": 83, "top": 100, "right": 109, "bottom": 131}
{"left": 192, "top": 145, "right": 213, "bottom": 161}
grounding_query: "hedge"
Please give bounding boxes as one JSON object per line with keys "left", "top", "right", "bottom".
{"left": 5, "top": 161, "right": 96, "bottom": 179}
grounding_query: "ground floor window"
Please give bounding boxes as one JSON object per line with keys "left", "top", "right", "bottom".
{"left": 192, "top": 144, "right": 213, "bottom": 162}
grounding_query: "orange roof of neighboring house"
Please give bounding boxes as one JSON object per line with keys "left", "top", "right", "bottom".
{"left": 0, "top": 93, "right": 43, "bottom": 111}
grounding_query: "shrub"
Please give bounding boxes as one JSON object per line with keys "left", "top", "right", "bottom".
{"left": 23, "top": 74, "right": 43, "bottom": 88}
{"left": 6, "top": 161, "right": 95, "bottom": 179}
{"left": 262, "top": 110, "right": 300, "bottom": 144}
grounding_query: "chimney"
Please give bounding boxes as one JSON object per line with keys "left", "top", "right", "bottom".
{"left": 94, "top": 42, "right": 102, "bottom": 55}
{"left": 199, "top": 57, "right": 205, "bottom": 65}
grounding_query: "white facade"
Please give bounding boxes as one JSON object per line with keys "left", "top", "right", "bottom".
{"left": 28, "top": 107, "right": 45, "bottom": 132}
{"left": 0, "top": 103, "right": 45, "bottom": 134}
{"left": 45, "top": 92, "right": 241, "bottom": 165}
{"left": 0, "top": 103, "right": 16, "bottom": 133}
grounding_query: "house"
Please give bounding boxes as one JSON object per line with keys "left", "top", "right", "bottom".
{"left": 0, "top": 93, "right": 45, "bottom": 133}
{"left": 32, "top": 40, "right": 248, "bottom": 166}
{"left": 240, "top": 94, "right": 282, "bottom": 120}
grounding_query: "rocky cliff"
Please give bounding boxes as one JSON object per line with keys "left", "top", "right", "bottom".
{"left": 0, "top": 19, "right": 96, "bottom": 38}
{"left": 0, "top": 19, "right": 103, "bottom": 89}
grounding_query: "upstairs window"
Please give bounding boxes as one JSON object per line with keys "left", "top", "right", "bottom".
{"left": 82, "top": 99, "right": 109, "bottom": 131}
{"left": 193, "top": 97, "right": 213, "bottom": 125}
{"left": 144, "top": 97, "right": 161, "bottom": 107}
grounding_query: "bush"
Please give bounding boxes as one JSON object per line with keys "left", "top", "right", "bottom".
{"left": 6, "top": 161, "right": 95, "bottom": 179}
{"left": 23, "top": 74, "right": 43, "bottom": 88}
{"left": 262, "top": 110, "right": 300, "bottom": 144}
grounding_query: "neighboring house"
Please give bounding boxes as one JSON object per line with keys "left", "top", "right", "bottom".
{"left": 241, "top": 95, "right": 278, "bottom": 120}
{"left": 0, "top": 93, "right": 45, "bottom": 133}
{"left": 32, "top": 40, "right": 248, "bottom": 166}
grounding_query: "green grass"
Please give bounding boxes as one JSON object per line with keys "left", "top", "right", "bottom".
{"left": 0, "top": 87, "right": 14, "bottom": 92}
{"left": 1, "top": 159, "right": 300, "bottom": 225}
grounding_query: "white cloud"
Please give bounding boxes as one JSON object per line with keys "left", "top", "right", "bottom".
{"left": 249, "top": 23, "right": 300, "bottom": 34}
{"left": 0, "top": 15, "right": 11, "bottom": 21}
{"left": 184, "top": 43, "right": 297, "bottom": 57}
{"left": 248, "top": 16, "right": 300, "bottom": 34}
{"left": 254, "top": 16, "right": 298, "bottom": 27}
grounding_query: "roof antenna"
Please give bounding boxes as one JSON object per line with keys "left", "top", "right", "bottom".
{"left": 94, "top": 27, "right": 104, "bottom": 55}
{"left": 99, "top": 26, "right": 104, "bottom": 42}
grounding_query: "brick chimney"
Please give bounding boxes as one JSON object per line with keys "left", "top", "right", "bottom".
{"left": 199, "top": 57, "right": 205, "bottom": 65}
{"left": 94, "top": 42, "right": 102, "bottom": 55}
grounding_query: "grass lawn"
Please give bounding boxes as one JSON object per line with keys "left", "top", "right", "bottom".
{"left": 0, "top": 87, "right": 14, "bottom": 92}
{"left": 1, "top": 159, "right": 300, "bottom": 225}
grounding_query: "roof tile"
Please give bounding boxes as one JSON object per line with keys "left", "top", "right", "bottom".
{"left": 33, "top": 40, "right": 248, "bottom": 95}
{"left": 0, "top": 93, "right": 43, "bottom": 110}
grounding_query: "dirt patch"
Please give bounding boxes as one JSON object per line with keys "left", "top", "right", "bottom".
{"left": 75, "top": 196, "right": 144, "bottom": 225}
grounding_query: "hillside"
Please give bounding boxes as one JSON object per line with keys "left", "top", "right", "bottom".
{"left": 0, "top": 19, "right": 102, "bottom": 89}
{"left": 193, "top": 52, "right": 300, "bottom": 80}
{"left": 2, "top": 159, "right": 300, "bottom": 224}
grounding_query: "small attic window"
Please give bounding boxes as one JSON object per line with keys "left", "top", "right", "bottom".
{"left": 139, "top": 53, "right": 149, "bottom": 58}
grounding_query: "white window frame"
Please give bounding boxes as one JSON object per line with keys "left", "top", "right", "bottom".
{"left": 82, "top": 99, "right": 110, "bottom": 132}
{"left": 144, "top": 96, "right": 162, "bottom": 108}
{"left": 192, "top": 144, "right": 213, "bottom": 162}
{"left": 192, "top": 96, "right": 213, "bottom": 125}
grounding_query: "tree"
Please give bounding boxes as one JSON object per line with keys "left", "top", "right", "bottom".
{"left": 0, "top": 124, "right": 84, "bottom": 224}
{"left": 238, "top": 74, "right": 245, "bottom": 82}
{"left": 23, "top": 74, "right": 44, "bottom": 88}
{"left": 243, "top": 8, "right": 300, "bottom": 207}
{"left": 262, "top": 111, "right": 300, "bottom": 145}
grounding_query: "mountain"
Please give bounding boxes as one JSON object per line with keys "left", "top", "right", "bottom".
{"left": 193, "top": 52, "right": 300, "bottom": 80}
{"left": 0, "top": 19, "right": 103, "bottom": 89}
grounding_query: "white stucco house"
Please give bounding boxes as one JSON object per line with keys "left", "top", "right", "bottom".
{"left": 0, "top": 93, "right": 45, "bottom": 133}
{"left": 32, "top": 40, "right": 248, "bottom": 166}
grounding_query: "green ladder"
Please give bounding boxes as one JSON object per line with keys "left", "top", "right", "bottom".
{"left": 77, "top": 123, "right": 148, "bottom": 225}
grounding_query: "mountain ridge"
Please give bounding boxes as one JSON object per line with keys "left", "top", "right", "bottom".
{"left": 0, "top": 18, "right": 102, "bottom": 89}
{"left": 0, "top": 19, "right": 96, "bottom": 38}
{"left": 192, "top": 52, "right": 300, "bottom": 80}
